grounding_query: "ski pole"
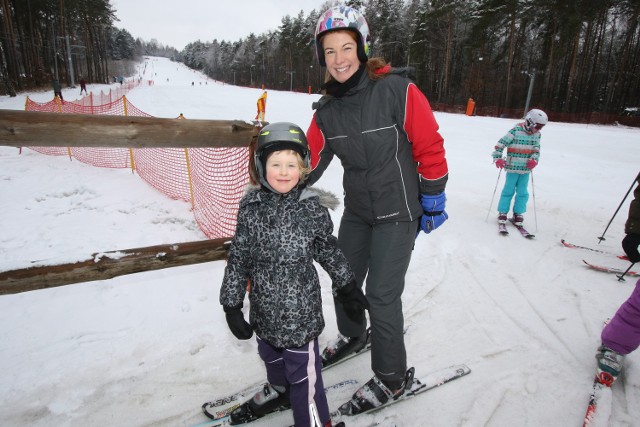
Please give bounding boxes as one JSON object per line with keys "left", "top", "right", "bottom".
{"left": 485, "top": 168, "right": 502, "bottom": 222}
{"left": 598, "top": 171, "right": 640, "bottom": 243}
{"left": 531, "top": 170, "right": 538, "bottom": 233}
{"left": 616, "top": 262, "right": 636, "bottom": 282}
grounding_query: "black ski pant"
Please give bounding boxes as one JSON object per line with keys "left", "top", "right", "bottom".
{"left": 335, "top": 209, "right": 418, "bottom": 386}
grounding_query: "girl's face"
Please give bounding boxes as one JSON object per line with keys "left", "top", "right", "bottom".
{"left": 265, "top": 150, "right": 301, "bottom": 194}
{"left": 322, "top": 30, "right": 360, "bottom": 83}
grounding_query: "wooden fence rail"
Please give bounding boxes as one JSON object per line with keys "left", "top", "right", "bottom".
{"left": 0, "top": 110, "right": 259, "bottom": 294}
{"left": 0, "top": 239, "right": 231, "bottom": 295}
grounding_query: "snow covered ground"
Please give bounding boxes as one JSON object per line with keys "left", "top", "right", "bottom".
{"left": 1, "top": 57, "right": 639, "bottom": 427}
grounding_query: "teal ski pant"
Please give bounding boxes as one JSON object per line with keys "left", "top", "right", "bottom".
{"left": 335, "top": 209, "right": 418, "bottom": 386}
{"left": 498, "top": 171, "right": 530, "bottom": 214}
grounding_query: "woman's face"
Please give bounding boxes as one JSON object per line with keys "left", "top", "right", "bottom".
{"left": 322, "top": 30, "right": 360, "bottom": 83}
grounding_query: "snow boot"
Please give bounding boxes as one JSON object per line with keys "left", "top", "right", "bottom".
{"left": 513, "top": 213, "right": 524, "bottom": 226}
{"left": 338, "top": 368, "right": 414, "bottom": 415}
{"left": 321, "top": 329, "right": 370, "bottom": 367}
{"left": 595, "top": 345, "right": 624, "bottom": 386}
{"left": 498, "top": 212, "right": 508, "bottom": 224}
{"left": 229, "top": 383, "right": 290, "bottom": 424}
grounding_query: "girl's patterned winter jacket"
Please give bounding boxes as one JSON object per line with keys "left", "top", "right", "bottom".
{"left": 492, "top": 123, "right": 541, "bottom": 174}
{"left": 219, "top": 185, "right": 354, "bottom": 349}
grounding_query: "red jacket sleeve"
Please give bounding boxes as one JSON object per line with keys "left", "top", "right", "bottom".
{"left": 306, "top": 114, "right": 333, "bottom": 186}
{"left": 307, "top": 114, "right": 324, "bottom": 169}
{"left": 403, "top": 83, "right": 448, "bottom": 193}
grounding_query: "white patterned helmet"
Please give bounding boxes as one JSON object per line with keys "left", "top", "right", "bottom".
{"left": 315, "top": 6, "right": 370, "bottom": 66}
{"left": 524, "top": 109, "right": 548, "bottom": 132}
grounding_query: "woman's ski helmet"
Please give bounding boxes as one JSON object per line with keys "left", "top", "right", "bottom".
{"left": 254, "top": 122, "right": 310, "bottom": 192}
{"left": 315, "top": 6, "right": 370, "bottom": 67}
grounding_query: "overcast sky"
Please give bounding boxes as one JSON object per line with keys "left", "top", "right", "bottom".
{"left": 110, "top": 0, "right": 328, "bottom": 51}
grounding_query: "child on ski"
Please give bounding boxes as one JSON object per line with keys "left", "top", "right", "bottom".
{"left": 492, "top": 109, "right": 548, "bottom": 227}
{"left": 219, "top": 122, "right": 368, "bottom": 427}
{"left": 595, "top": 172, "right": 640, "bottom": 386}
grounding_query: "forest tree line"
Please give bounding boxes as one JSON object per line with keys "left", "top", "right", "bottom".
{"left": 179, "top": 0, "right": 640, "bottom": 119}
{"left": 0, "top": 0, "right": 176, "bottom": 96}
{"left": 1, "top": 0, "right": 639, "bottom": 119}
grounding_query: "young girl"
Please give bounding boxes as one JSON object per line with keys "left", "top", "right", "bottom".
{"left": 219, "top": 122, "right": 367, "bottom": 426}
{"left": 492, "top": 108, "right": 548, "bottom": 226}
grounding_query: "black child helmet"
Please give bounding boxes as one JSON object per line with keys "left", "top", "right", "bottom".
{"left": 254, "top": 122, "right": 310, "bottom": 193}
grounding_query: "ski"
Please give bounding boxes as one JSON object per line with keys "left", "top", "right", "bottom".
{"left": 509, "top": 218, "right": 534, "bottom": 238}
{"left": 202, "top": 379, "right": 358, "bottom": 427}
{"left": 198, "top": 379, "right": 358, "bottom": 426}
{"left": 331, "top": 364, "right": 471, "bottom": 421}
{"left": 582, "top": 376, "right": 613, "bottom": 427}
{"left": 582, "top": 260, "right": 639, "bottom": 277}
{"left": 498, "top": 222, "right": 509, "bottom": 235}
{"left": 561, "top": 240, "right": 628, "bottom": 260}
{"left": 202, "top": 328, "right": 374, "bottom": 416}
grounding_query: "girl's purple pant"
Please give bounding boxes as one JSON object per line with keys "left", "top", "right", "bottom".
{"left": 257, "top": 336, "right": 329, "bottom": 426}
{"left": 601, "top": 278, "right": 640, "bottom": 355}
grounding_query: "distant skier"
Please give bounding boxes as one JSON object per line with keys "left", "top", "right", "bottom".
{"left": 51, "top": 79, "right": 63, "bottom": 101}
{"left": 492, "top": 108, "right": 548, "bottom": 227}
{"left": 79, "top": 78, "right": 87, "bottom": 95}
{"left": 594, "top": 172, "right": 640, "bottom": 386}
{"left": 255, "top": 90, "right": 267, "bottom": 122}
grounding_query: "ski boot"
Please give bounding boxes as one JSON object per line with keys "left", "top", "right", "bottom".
{"left": 513, "top": 213, "right": 524, "bottom": 227}
{"left": 595, "top": 345, "right": 624, "bottom": 386}
{"left": 229, "top": 383, "right": 290, "bottom": 425}
{"left": 321, "top": 329, "right": 370, "bottom": 367}
{"left": 498, "top": 212, "right": 508, "bottom": 224}
{"left": 338, "top": 368, "right": 414, "bottom": 415}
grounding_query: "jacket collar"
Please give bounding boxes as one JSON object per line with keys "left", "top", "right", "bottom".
{"left": 313, "top": 65, "right": 369, "bottom": 111}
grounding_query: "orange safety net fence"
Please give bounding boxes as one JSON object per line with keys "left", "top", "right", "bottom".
{"left": 24, "top": 91, "right": 249, "bottom": 239}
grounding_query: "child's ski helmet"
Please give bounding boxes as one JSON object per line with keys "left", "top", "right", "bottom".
{"left": 254, "top": 122, "right": 310, "bottom": 192}
{"left": 524, "top": 109, "right": 548, "bottom": 132}
{"left": 315, "top": 6, "right": 370, "bottom": 67}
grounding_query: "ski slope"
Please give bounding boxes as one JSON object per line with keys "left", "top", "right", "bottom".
{"left": 1, "top": 57, "right": 639, "bottom": 427}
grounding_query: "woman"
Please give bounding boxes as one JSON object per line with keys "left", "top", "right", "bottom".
{"left": 306, "top": 5, "right": 449, "bottom": 413}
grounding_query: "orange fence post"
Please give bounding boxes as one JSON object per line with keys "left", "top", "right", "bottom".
{"left": 465, "top": 98, "right": 476, "bottom": 116}
{"left": 178, "top": 113, "right": 196, "bottom": 209}
{"left": 122, "top": 96, "right": 136, "bottom": 174}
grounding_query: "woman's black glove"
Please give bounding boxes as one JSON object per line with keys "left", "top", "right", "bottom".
{"left": 335, "top": 280, "right": 369, "bottom": 322}
{"left": 223, "top": 304, "right": 253, "bottom": 340}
